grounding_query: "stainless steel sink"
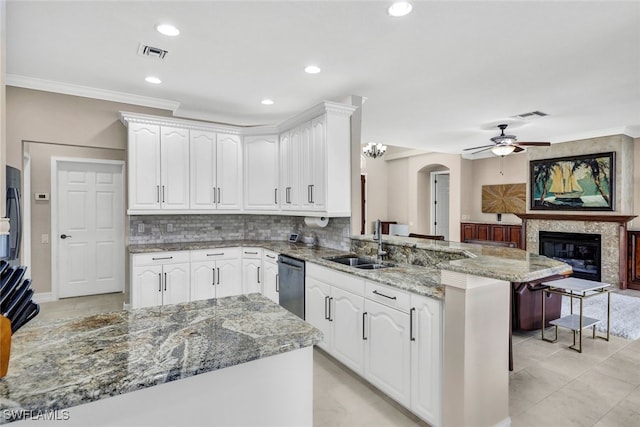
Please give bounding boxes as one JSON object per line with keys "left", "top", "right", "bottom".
{"left": 325, "top": 255, "right": 391, "bottom": 269}
{"left": 325, "top": 255, "right": 377, "bottom": 266}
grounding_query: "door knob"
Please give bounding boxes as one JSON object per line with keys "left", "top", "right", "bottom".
{"left": 60, "top": 234, "right": 72, "bottom": 239}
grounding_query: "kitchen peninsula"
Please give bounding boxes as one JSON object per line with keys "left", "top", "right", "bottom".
{"left": 0, "top": 294, "right": 321, "bottom": 426}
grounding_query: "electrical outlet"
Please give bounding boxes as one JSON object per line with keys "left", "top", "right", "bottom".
{"left": 167, "top": 223, "right": 174, "bottom": 232}
{"left": 138, "top": 223, "right": 145, "bottom": 233}
{"left": 41, "top": 234, "right": 49, "bottom": 244}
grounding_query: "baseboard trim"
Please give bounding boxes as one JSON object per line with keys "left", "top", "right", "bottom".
{"left": 494, "top": 416, "right": 512, "bottom": 427}
{"left": 33, "top": 292, "right": 56, "bottom": 304}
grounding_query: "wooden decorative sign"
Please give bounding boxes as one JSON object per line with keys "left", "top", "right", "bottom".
{"left": 482, "top": 183, "right": 526, "bottom": 214}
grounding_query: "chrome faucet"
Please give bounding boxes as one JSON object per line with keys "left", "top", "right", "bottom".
{"left": 374, "top": 219, "right": 387, "bottom": 261}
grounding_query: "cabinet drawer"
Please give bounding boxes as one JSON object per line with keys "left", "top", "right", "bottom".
{"left": 306, "top": 262, "right": 365, "bottom": 296}
{"left": 131, "top": 251, "right": 190, "bottom": 266}
{"left": 263, "top": 250, "right": 279, "bottom": 263}
{"left": 242, "top": 247, "right": 264, "bottom": 259}
{"left": 365, "top": 281, "right": 410, "bottom": 313}
{"left": 191, "top": 247, "right": 242, "bottom": 262}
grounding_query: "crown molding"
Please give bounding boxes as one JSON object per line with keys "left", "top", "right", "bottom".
{"left": 119, "top": 111, "right": 242, "bottom": 135}
{"left": 6, "top": 74, "right": 181, "bottom": 112}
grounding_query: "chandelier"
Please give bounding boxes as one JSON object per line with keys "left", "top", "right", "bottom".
{"left": 363, "top": 142, "right": 387, "bottom": 159}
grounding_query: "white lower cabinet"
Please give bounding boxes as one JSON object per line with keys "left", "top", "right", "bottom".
{"left": 131, "top": 251, "right": 190, "bottom": 308}
{"left": 305, "top": 262, "right": 442, "bottom": 427}
{"left": 410, "top": 294, "right": 443, "bottom": 427}
{"left": 262, "top": 250, "right": 279, "bottom": 303}
{"left": 364, "top": 298, "right": 411, "bottom": 407}
{"left": 242, "top": 248, "right": 263, "bottom": 294}
{"left": 191, "top": 248, "right": 242, "bottom": 300}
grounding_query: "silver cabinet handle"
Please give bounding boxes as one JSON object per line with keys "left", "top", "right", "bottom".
{"left": 157, "top": 185, "right": 160, "bottom": 203}
{"left": 162, "top": 185, "right": 165, "bottom": 203}
{"left": 152, "top": 256, "right": 173, "bottom": 261}
{"left": 207, "top": 253, "right": 225, "bottom": 257}
{"left": 275, "top": 274, "right": 279, "bottom": 292}
{"left": 363, "top": 312, "right": 368, "bottom": 340}
{"left": 324, "top": 296, "right": 329, "bottom": 320}
{"left": 308, "top": 185, "right": 312, "bottom": 203}
{"left": 212, "top": 268, "right": 216, "bottom": 286}
{"left": 410, "top": 307, "right": 416, "bottom": 341}
{"left": 274, "top": 188, "right": 278, "bottom": 205}
{"left": 164, "top": 272, "right": 167, "bottom": 291}
{"left": 60, "top": 234, "right": 72, "bottom": 239}
{"left": 373, "top": 290, "right": 397, "bottom": 300}
{"left": 158, "top": 273, "right": 162, "bottom": 292}
{"left": 257, "top": 266, "right": 261, "bottom": 284}
{"left": 310, "top": 184, "right": 314, "bottom": 203}
{"left": 244, "top": 251, "right": 259, "bottom": 255}
{"left": 213, "top": 187, "right": 217, "bottom": 204}
{"left": 218, "top": 187, "right": 221, "bottom": 204}
{"left": 217, "top": 267, "right": 220, "bottom": 285}
{"left": 328, "top": 297, "right": 333, "bottom": 322}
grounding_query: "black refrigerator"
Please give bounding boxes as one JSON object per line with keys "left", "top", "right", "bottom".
{"left": 1, "top": 166, "right": 22, "bottom": 264}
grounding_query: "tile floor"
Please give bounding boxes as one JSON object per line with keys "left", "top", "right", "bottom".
{"left": 36, "top": 292, "right": 640, "bottom": 426}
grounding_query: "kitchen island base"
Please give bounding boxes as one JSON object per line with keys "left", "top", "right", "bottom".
{"left": 10, "top": 346, "right": 313, "bottom": 426}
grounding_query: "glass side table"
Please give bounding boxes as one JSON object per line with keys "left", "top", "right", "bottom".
{"left": 541, "top": 277, "right": 611, "bottom": 353}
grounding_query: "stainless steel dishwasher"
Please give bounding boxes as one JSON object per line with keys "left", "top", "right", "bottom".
{"left": 277, "top": 255, "right": 305, "bottom": 320}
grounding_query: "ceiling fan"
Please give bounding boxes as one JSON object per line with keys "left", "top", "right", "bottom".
{"left": 464, "top": 124, "right": 551, "bottom": 156}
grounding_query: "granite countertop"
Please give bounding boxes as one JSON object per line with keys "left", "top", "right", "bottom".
{"left": 351, "top": 235, "right": 572, "bottom": 283}
{"left": 0, "top": 294, "right": 321, "bottom": 423}
{"left": 129, "top": 240, "right": 444, "bottom": 300}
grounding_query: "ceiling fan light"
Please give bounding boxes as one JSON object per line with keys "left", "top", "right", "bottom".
{"left": 388, "top": 1, "right": 413, "bottom": 17}
{"left": 491, "top": 145, "right": 516, "bottom": 156}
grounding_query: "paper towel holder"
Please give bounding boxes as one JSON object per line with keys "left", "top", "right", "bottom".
{"left": 304, "top": 216, "right": 329, "bottom": 228}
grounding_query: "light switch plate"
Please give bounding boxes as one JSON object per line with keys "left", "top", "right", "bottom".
{"left": 138, "top": 223, "right": 144, "bottom": 233}
{"left": 34, "top": 193, "right": 49, "bottom": 201}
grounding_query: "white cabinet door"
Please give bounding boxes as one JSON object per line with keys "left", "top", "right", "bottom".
{"left": 131, "top": 265, "right": 163, "bottom": 308}
{"left": 163, "top": 262, "right": 191, "bottom": 305}
{"left": 160, "top": 126, "right": 190, "bottom": 209}
{"left": 190, "top": 261, "right": 217, "bottom": 301}
{"left": 364, "top": 299, "right": 411, "bottom": 407}
{"left": 190, "top": 130, "right": 217, "bottom": 210}
{"left": 305, "top": 277, "right": 332, "bottom": 351}
{"left": 280, "top": 129, "right": 301, "bottom": 210}
{"left": 410, "top": 295, "right": 442, "bottom": 426}
{"left": 310, "top": 116, "right": 326, "bottom": 210}
{"left": 262, "top": 259, "right": 279, "bottom": 303}
{"left": 217, "top": 134, "right": 242, "bottom": 210}
{"left": 216, "top": 258, "right": 242, "bottom": 298}
{"left": 242, "top": 258, "right": 262, "bottom": 294}
{"left": 128, "top": 123, "right": 161, "bottom": 210}
{"left": 331, "top": 287, "right": 365, "bottom": 375}
{"left": 300, "top": 121, "right": 314, "bottom": 210}
{"left": 244, "top": 135, "right": 279, "bottom": 210}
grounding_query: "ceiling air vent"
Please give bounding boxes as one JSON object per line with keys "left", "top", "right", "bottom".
{"left": 513, "top": 111, "right": 548, "bottom": 120}
{"left": 137, "top": 43, "right": 168, "bottom": 60}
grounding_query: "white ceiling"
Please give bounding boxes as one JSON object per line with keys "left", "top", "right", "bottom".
{"left": 6, "top": 1, "right": 640, "bottom": 156}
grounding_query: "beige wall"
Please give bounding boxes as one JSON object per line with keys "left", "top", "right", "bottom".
{"left": 468, "top": 154, "right": 528, "bottom": 224}
{"left": 7, "top": 87, "right": 172, "bottom": 296}
{"left": 632, "top": 137, "right": 640, "bottom": 230}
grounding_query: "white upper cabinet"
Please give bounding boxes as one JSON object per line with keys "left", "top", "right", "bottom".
{"left": 160, "top": 126, "right": 190, "bottom": 210}
{"left": 189, "top": 131, "right": 242, "bottom": 211}
{"left": 244, "top": 135, "right": 279, "bottom": 211}
{"left": 128, "top": 123, "right": 161, "bottom": 211}
{"left": 280, "top": 130, "right": 301, "bottom": 210}
{"left": 121, "top": 101, "right": 355, "bottom": 216}
{"left": 216, "top": 134, "right": 242, "bottom": 210}
{"left": 127, "top": 123, "right": 189, "bottom": 211}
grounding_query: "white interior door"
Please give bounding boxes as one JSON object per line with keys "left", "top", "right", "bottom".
{"left": 56, "top": 160, "right": 124, "bottom": 298}
{"left": 431, "top": 172, "right": 450, "bottom": 240}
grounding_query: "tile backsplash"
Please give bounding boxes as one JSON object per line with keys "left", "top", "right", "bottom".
{"left": 129, "top": 215, "right": 351, "bottom": 251}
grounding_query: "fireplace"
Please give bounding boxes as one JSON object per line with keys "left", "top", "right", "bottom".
{"left": 539, "top": 231, "right": 601, "bottom": 282}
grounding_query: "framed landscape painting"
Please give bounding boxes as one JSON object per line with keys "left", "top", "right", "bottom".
{"left": 530, "top": 152, "right": 615, "bottom": 211}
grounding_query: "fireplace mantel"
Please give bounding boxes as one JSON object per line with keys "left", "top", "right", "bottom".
{"left": 516, "top": 214, "right": 637, "bottom": 224}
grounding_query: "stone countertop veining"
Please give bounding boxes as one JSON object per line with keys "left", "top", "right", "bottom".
{"left": 129, "top": 240, "right": 445, "bottom": 300}
{"left": 0, "top": 294, "right": 322, "bottom": 423}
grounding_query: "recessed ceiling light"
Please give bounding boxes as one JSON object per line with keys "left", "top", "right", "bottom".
{"left": 388, "top": 1, "right": 413, "bottom": 17}
{"left": 304, "top": 65, "right": 321, "bottom": 74}
{"left": 156, "top": 24, "right": 180, "bottom": 36}
{"left": 261, "top": 99, "right": 274, "bottom": 105}
{"left": 145, "top": 76, "right": 162, "bottom": 84}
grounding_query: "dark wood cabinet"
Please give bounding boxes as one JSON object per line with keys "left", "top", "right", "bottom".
{"left": 460, "top": 222, "right": 524, "bottom": 249}
{"left": 627, "top": 231, "right": 640, "bottom": 291}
